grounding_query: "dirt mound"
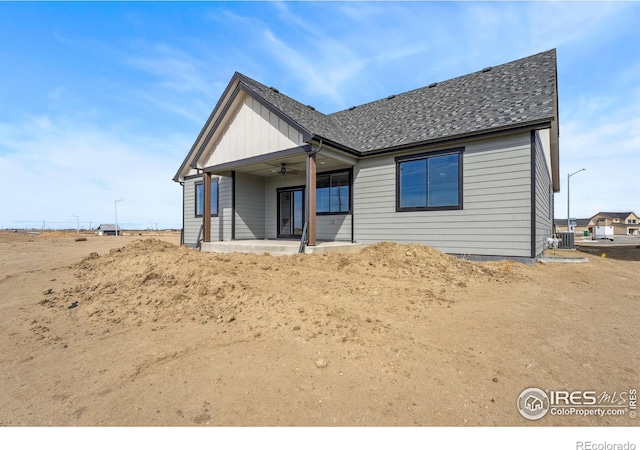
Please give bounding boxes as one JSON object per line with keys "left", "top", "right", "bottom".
{"left": 347, "top": 241, "right": 522, "bottom": 282}
{"left": 0, "top": 230, "right": 38, "bottom": 243}
{"left": 38, "top": 239, "right": 526, "bottom": 346}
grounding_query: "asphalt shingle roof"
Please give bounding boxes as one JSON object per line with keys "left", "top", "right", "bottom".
{"left": 554, "top": 218, "right": 591, "bottom": 227}
{"left": 595, "top": 212, "right": 635, "bottom": 220}
{"left": 237, "top": 49, "right": 557, "bottom": 154}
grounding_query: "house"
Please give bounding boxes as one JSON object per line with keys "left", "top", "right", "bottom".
{"left": 588, "top": 212, "right": 639, "bottom": 235}
{"left": 554, "top": 218, "right": 591, "bottom": 235}
{"left": 97, "top": 224, "right": 118, "bottom": 236}
{"left": 174, "top": 49, "right": 560, "bottom": 261}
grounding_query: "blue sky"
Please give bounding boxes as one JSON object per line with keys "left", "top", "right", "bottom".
{"left": 1, "top": 1, "right": 639, "bottom": 229}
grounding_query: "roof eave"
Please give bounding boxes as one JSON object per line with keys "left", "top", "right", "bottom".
{"left": 173, "top": 72, "right": 246, "bottom": 182}
{"left": 358, "top": 118, "right": 554, "bottom": 157}
{"left": 551, "top": 54, "right": 561, "bottom": 192}
{"left": 308, "top": 135, "right": 360, "bottom": 156}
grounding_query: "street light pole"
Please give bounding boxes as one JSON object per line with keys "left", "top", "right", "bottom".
{"left": 73, "top": 215, "right": 79, "bottom": 235}
{"left": 567, "top": 169, "right": 586, "bottom": 233}
{"left": 115, "top": 199, "right": 123, "bottom": 236}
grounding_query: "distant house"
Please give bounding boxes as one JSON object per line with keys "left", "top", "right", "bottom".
{"left": 97, "top": 224, "right": 118, "bottom": 236}
{"left": 174, "top": 49, "right": 560, "bottom": 261}
{"left": 554, "top": 218, "right": 590, "bottom": 234}
{"left": 588, "top": 212, "right": 639, "bottom": 235}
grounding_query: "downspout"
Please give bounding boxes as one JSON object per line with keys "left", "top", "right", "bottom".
{"left": 179, "top": 181, "right": 185, "bottom": 246}
{"left": 305, "top": 140, "right": 323, "bottom": 227}
{"left": 231, "top": 170, "right": 236, "bottom": 241}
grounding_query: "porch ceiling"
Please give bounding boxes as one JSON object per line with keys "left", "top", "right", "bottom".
{"left": 212, "top": 152, "right": 354, "bottom": 177}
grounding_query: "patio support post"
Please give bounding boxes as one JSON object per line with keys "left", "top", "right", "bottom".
{"left": 307, "top": 152, "right": 317, "bottom": 246}
{"left": 203, "top": 171, "right": 211, "bottom": 243}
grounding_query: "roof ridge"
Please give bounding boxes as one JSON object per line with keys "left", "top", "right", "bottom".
{"left": 329, "top": 48, "right": 557, "bottom": 116}
{"left": 597, "top": 211, "right": 635, "bottom": 216}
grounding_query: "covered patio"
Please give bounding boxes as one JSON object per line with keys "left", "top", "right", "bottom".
{"left": 200, "top": 143, "right": 356, "bottom": 252}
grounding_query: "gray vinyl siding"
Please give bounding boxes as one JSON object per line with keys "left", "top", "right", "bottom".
{"left": 235, "top": 172, "right": 266, "bottom": 239}
{"left": 183, "top": 175, "right": 233, "bottom": 245}
{"left": 353, "top": 132, "right": 533, "bottom": 257}
{"left": 534, "top": 131, "right": 553, "bottom": 257}
{"left": 316, "top": 215, "right": 352, "bottom": 241}
{"left": 215, "top": 176, "right": 233, "bottom": 241}
{"left": 183, "top": 176, "right": 203, "bottom": 246}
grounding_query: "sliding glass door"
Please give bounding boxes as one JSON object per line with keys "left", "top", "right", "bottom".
{"left": 278, "top": 188, "right": 304, "bottom": 237}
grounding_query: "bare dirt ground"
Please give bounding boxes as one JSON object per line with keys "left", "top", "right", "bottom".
{"left": 0, "top": 231, "right": 638, "bottom": 426}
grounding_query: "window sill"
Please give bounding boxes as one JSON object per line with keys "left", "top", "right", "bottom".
{"left": 396, "top": 205, "right": 462, "bottom": 212}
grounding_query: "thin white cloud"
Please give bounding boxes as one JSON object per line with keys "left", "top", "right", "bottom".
{"left": 261, "top": 29, "right": 366, "bottom": 107}
{"left": 556, "top": 93, "right": 640, "bottom": 218}
{"left": 126, "top": 44, "right": 211, "bottom": 95}
{"left": 122, "top": 43, "right": 224, "bottom": 125}
{"left": 0, "top": 114, "right": 187, "bottom": 228}
{"left": 137, "top": 91, "right": 212, "bottom": 125}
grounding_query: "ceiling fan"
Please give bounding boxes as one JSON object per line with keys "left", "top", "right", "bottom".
{"left": 271, "top": 163, "right": 300, "bottom": 175}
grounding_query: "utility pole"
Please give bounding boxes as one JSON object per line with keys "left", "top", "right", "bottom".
{"left": 567, "top": 169, "right": 586, "bottom": 233}
{"left": 115, "top": 199, "right": 123, "bottom": 236}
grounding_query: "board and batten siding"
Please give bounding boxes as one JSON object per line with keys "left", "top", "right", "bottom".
{"left": 203, "top": 93, "right": 304, "bottom": 168}
{"left": 353, "top": 132, "right": 533, "bottom": 257}
{"left": 534, "top": 130, "right": 553, "bottom": 257}
{"left": 235, "top": 172, "right": 266, "bottom": 239}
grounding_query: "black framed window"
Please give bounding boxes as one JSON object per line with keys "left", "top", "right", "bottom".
{"left": 195, "top": 178, "right": 219, "bottom": 217}
{"left": 396, "top": 149, "right": 462, "bottom": 211}
{"left": 317, "top": 170, "right": 350, "bottom": 214}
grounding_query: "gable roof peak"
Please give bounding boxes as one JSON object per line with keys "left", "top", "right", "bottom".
{"left": 233, "top": 71, "right": 359, "bottom": 149}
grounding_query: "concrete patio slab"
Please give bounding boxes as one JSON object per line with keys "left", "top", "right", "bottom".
{"left": 200, "top": 240, "right": 361, "bottom": 256}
